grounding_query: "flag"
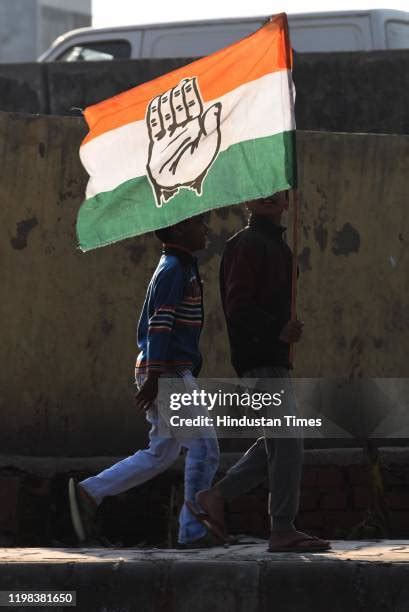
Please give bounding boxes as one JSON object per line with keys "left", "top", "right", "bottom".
{"left": 77, "top": 13, "right": 296, "bottom": 251}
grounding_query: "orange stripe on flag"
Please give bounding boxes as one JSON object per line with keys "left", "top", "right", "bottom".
{"left": 82, "top": 14, "right": 292, "bottom": 145}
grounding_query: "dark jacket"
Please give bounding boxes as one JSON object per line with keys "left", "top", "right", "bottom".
{"left": 220, "top": 214, "right": 292, "bottom": 376}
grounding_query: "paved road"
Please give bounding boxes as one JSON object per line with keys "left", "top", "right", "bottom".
{"left": 1, "top": 539, "right": 409, "bottom": 563}
{"left": 1, "top": 541, "right": 408, "bottom": 611}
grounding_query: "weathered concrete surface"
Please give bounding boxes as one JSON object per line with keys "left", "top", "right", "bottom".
{"left": 294, "top": 132, "right": 409, "bottom": 379}
{"left": 1, "top": 542, "right": 409, "bottom": 612}
{"left": 0, "top": 110, "right": 408, "bottom": 455}
{"left": 1, "top": 50, "right": 408, "bottom": 133}
{"left": 292, "top": 50, "right": 409, "bottom": 134}
{"left": 47, "top": 58, "right": 197, "bottom": 116}
{"left": 0, "top": 63, "right": 47, "bottom": 114}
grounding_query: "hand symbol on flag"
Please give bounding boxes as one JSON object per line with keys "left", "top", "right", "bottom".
{"left": 146, "top": 77, "right": 222, "bottom": 207}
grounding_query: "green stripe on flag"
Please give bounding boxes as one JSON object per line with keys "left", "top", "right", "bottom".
{"left": 77, "top": 131, "right": 296, "bottom": 251}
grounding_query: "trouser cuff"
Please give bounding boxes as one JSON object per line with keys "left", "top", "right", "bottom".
{"left": 271, "top": 516, "right": 296, "bottom": 532}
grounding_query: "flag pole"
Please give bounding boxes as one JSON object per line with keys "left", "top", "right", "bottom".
{"left": 289, "top": 188, "right": 299, "bottom": 366}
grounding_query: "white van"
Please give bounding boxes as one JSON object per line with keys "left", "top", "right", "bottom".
{"left": 38, "top": 9, "right": 409, "bottom": 62}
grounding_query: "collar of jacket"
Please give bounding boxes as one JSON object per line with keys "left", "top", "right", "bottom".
{"left": 248, "top": 214, "right": 286, "bottom": 239}
{"left": 163, "top": 243, "right": 195, "bottom": 265}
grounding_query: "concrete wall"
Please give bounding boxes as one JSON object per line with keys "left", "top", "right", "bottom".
{"left": 0, "top": 111, "right": 408, "bottom": 455}
{"left": 292, "top": 50, "right": 409, "bottom": 134}
{"left": 2, "top": 449, "right": 409, "bottom": 544}
{"left": 0, "top": 50, "right": 408, "bottom": 134}
{"left": 0, "top": 64, "right": 47, "bottom": 115}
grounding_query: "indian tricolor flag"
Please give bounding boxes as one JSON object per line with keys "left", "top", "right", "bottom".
{"left": 77, "top": 13, "right": 296, "bottom": 251}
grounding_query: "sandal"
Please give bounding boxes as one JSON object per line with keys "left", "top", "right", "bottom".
{"left": 268, "top": 534, "right": 331, "bottom": 553}
{"left": 186, "top": 501, "right": 227, "bottom": 544}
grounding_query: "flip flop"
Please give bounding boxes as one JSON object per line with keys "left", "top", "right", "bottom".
{"left": 68, "top": 478, "right": 86, "bottom": 543}
{"left": 268, "top": 535, "right": 331, "bottom": 553}
{"left": 186, "top": 501, "right": 227, "bottom": 544}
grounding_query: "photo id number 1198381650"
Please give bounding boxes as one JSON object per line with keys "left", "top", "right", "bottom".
{"left": 0, "top": 591, "right": 76, "bottom": 607}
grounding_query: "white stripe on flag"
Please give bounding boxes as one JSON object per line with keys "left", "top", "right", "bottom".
{"left": 81, "top": 70, "right": 295, "bottom": 199}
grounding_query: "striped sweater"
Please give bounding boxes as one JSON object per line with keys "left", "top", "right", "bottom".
{"left": 135, "top": 245, "right": 203, "bottom": 377}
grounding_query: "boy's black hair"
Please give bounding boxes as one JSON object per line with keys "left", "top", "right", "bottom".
{"left": 155, "top": 214, "right": 204, "bottom": 243}
{"left": 155, "top": 227, "right": 174, "bottom": 243}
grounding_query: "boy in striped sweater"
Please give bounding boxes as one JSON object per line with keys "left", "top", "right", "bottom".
{"left": 69, "top": 214, "right": 219, "bottom": 547}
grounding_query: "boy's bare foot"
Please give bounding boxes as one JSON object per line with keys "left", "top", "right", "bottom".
{"left": 197, "top": 489, "right": 225, "bottom": 526}
{"left": 268, "top": 530, "right": 331, "bottom": 553}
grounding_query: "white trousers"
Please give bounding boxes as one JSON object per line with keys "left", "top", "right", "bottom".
{"left": 80, "top": 371, "right": 219, "bottom": 544}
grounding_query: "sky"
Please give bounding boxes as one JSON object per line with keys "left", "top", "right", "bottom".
{"left": 92, "top": 0, "right": 408, "bottom": 27}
